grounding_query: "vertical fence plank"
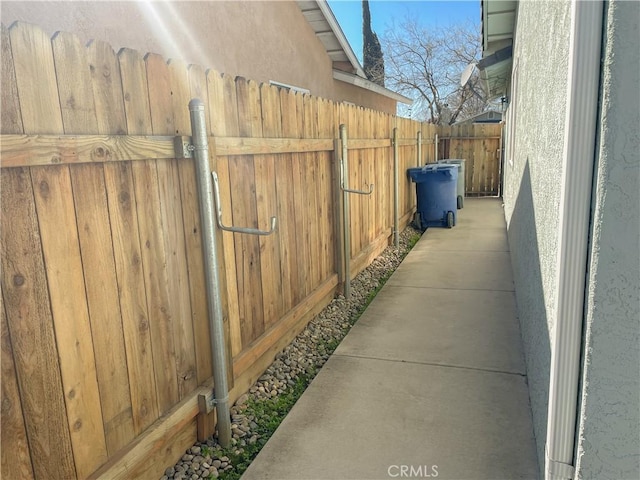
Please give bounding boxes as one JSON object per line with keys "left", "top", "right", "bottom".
{"left": 0, "top": 35, "right": 32, "bottom": 480}
{"left": 88, "top": 40, "right": 158, "bottom": 439}
{"left": 293, "top": 92, "right": 311, "bottom": 295}
{"left": 218, "top": 73, "right": 244, "bottom": 356}
{"left": 147, "top": 53, "right": 199, "bottom": 400}
{"left": 169, "top": 60, "right": 214, "bottom": 383}
{"left": 1, "top": 294, "right": 35, "bottom": 480}
{"left": 105, "top": 160, "right": 159, "bottom": 435}
{"left": 9, "top": 22, "right": 63, "bottom": 134}
{"left": 54, "top": 30, "right": 135, "bottom": 459}
{"left": 1, "top": 169, "right": 76, "bottom": 480}
{"left": 233, "top": 77, "right": 266, "bottom": 346}
{"left": 12, "top": 22, "right": 108, "bottom": 477}
{"left": 31, "top": 164, "right": 109, "bottom": 477}
{"left": 275, "top": 88, "right": 300, "bottom": 310}
{"left": 345, "top": 105, "right": 359, "bottom": 261}
{"left": 366, "top": 109, "right": 377, "bottom": 244}
{"left": 1, "top": 24, "right": 22, "bottom": 133}
{"left": 258, "top": 83, "right": 285, "bottom": 328}
{"left": 317, "top": 98, "right": 335, "bottom": 282}
{"left": 120, "top": 47, "right": 178, "bottom": 417}
{"left": 302, "top": 94, "right": 321, "bottom": 291}
{"left": 207, "top": 71, "right": 242, "bottom": 362}
{"left": 105, "top": 42, "right": 161, "bottom": 428}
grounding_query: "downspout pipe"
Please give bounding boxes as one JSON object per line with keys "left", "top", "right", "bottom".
{"left": 545, "top": 1, "right": 603, "bottom": 478}
{"left": 189, "top": 99, "right": 232, "bottom": 448}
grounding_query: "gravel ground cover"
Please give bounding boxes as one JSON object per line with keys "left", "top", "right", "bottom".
{"left": 162, "top": 226, "right": 422, "bottom": 480}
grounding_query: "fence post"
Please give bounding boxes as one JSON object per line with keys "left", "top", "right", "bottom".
{"left": 189, "top": 99, "right": 232, "bottom": 448}
{"left": 393, "top": 127, "right": 399, "bottom": 248}
{"left": 332, "top": 135, "right": 346, "bottom": 296}
{"left": 339, "top": 124, "right": 352, "bottom": 298}
{"left": 417, "top": 129, "right": 422, "bottom": 167}
{"left": 434, "top": 132, "right": 439, "bottom": 161}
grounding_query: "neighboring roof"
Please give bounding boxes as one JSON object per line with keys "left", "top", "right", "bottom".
{"left": 479, "top": 0, "right": 517, "bottom": 99}
{"left": 296, "top": 0, "right": 366, "bottom": 78}
{"left": 454, "top": 110, "right": 503, "bottom": 125}
{"left": 297, "top": 0, "right": 412, "bottom": 105}
{"left": 332, "top": 70, "right": 413, "bottom": 105}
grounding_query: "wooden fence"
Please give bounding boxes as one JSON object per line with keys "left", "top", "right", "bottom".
{"left": 0, "top": 22, "right": 502, "bottom": 480}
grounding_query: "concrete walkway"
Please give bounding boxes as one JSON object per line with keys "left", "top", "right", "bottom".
{"left": 242, "top": 198, "right": 539, "bottom": 480}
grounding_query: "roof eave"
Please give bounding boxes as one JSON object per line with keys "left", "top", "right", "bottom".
{"left": 479, "top": 0, "right": 517, "bottom": 100}
{"left": 297, "top": 0, "right": 366, "bottom": 79}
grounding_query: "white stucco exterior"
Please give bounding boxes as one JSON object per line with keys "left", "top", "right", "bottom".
{"left": 501, "top": 0, "right": 639, "bottom": 477}
{"left": 575, "top": 1, "right": 640, "bottom": 477}
{"left": 503, "top": 0, "right": 571, "bottom": 472}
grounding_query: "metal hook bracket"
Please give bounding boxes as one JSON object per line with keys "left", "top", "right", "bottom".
{"left": 342, "top": 184, "right": 374, "bottom": 195}
{"left": 211, "top": 171, "right": 277, "bottom": 236}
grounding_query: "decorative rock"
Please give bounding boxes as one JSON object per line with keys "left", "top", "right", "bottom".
{"left": 163, "top": 226, "right": 421, "bottom": 479}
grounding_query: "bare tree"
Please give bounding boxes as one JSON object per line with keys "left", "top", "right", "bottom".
{"left": 383, "top": 19, "right": 487, "bottom": 124}
{"left": 363, "top": 0, "right": 385, "bottom": 87}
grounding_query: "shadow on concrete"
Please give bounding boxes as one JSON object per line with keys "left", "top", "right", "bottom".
{"left": 506, "top": 159, "right": 551, "bottom": 473}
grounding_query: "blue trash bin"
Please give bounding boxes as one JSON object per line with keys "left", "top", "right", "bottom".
{"left": 407, "top": 164, "right": 458, "bottom": 229}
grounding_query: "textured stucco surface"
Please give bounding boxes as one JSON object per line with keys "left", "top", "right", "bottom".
{"left": 575, "top": 1, "right": 640, "bottom": 478}
{"left": 503, "top": 1, "right": 571, "bottom": 473}
{"left": 0, "top": 0, "right": 396, "bottom": 112}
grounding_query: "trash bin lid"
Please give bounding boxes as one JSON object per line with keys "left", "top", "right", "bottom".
{"left": 407, "top": 164, "right": 457, "bottom": 182}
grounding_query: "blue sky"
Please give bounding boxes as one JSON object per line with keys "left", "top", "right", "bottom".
{"left": 326, "top": 0, "right": 480, "bottom": 64}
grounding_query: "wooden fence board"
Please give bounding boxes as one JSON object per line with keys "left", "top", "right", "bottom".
{"left": 258, "top": 83, "right": 285, "bottom": 328}
{"left": 274, "top": 88, "right": 299, "bottom": 312}
{"left": 87, "top": 40, "right": 127, "bottom": 134}
{"left": 1, "top": 168, "right": 77, "bottom": 479}
{"left": 147, "top": 53, "right": 198, "bottom": 400}
{"left": 215, "top": 137, "right": 333, "bottom": 155}
{"left": 0, "top": 133, "right": 176, "bottom": 167}
{"left": 233, "top": 78, "right": 265, "bottom": 347}
{"left": 120, "top": 47, "right": 179, "bottom": 418}
{"left": 31, "top": 164, "right": 108, "bottom": 476}
{"left": 53, "top": 30, "right": 135, "bottom": 457}
{"left": 1, "top": 24, "right": 23, "bottom": 134}
{"left": 303, "top": 94, "right": 321, "bottom": 291}
{"left": 317, "top": 98, "right": 335, "bottom": 282}
{"left": 0, "top": 36, "right": 34, "bottom": 480}
{"left": 205, "top": 117, "right": 239, "bottom": 374}
{"left": 218, "top": 73, "right": 244, "bottom": 357}
{"left": 9, "top": 22, "right": 63, "bottom": 134}
{"left": 133, "top": 158, "right": 180, "bottom": 416}
{"left": 71, "top": 162, "right": 136, "bottom": 455}
{"left": 293, "top": 92, "right": 311, "bottom": 298}
{"left": 1, "top": 295, "right": 35, "bottom": 480}
{"left": 104, "top": 161, "right": 158, "bottom": 435}
{"left": 15, "top": 22, "right": 107, "bottom": 477}
{"left": 170, "top": 60, "right": 213, "bottom": 384}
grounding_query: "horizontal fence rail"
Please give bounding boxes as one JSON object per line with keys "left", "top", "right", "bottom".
{"left": 0, "top": 20, "right": 503, "bottom": 480}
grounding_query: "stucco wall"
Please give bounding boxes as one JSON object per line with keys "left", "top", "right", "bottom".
{"left": 0, "top": 0, "right": 396, "bottom": 113}
{"left": 575, "top": 1, "right": 640, "bottom": 477}
{"left": 502, "top": 0, "right": 571, "bottom": 473}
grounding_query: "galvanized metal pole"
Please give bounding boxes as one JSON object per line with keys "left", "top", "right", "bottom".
{"left": 417, "top": 130, "right": 422, "bottom": 167}
{"left": 434, "top": 133, "right": 439, "bottom": 161}
{"left": 393, "top": 127, "right": 399, "bottom": 248}
{"left": 340, "top": 124, "right": 351, "bottom": 298}
{"left": 189, "top": 99, "right": 232, "bottom": 448}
